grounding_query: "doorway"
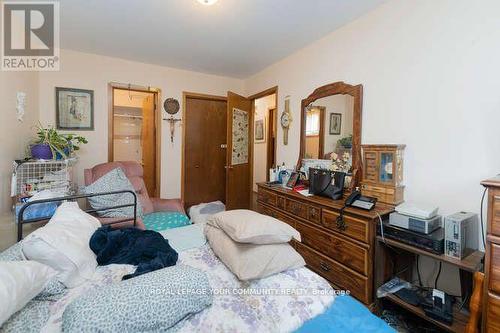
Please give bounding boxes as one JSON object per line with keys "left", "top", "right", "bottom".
{"left": 250, "top": 90, "right": 278, "bottom": 192}
{"left": 182, "top": 93, "right": 228, "bottom": 209}
{"left": 108, "top": 84, "right": 161, "bottom": 197}
{"left": 182, "top": 87, "right": 277, "bottom": 211}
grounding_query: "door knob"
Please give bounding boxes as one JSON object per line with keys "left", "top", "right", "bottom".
{"left": 194, "top": 165, "right": 200, "bottom": 168}
{"left": 224, "top": 165, "right": 234, "bottom": 169}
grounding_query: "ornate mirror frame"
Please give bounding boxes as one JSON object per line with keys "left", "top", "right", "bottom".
{"left": 297, "top": 81, "right": 363, "bottom": 188}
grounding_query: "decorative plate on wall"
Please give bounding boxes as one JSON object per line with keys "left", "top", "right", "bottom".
{"left": 164, "top": 98, "right": 180, "bottom": 115}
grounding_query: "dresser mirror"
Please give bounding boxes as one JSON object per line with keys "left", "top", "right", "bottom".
{"left": 298, "top": 82, "right": 363, "bottom": 189}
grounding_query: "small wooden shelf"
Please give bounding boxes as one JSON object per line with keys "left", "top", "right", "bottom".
{"left": 376, "top": 236, "right": 484, "bottom": 272}
{"left": 384, "top": 293, "right": 469, "bottom": 333}
{"left": 114, "top": 114, "right": 143, "bottom": 120}
{"left": 376, "top": 236, "right": 484, "bottom": 333}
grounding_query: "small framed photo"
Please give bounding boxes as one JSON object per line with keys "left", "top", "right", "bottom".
{"left": 56, "top": 87, "right": 94, "bottom": 130}
{"left": 254, "top": 118, "right": 266, "bottom": 143}
{"left": 286, "top": 171, "right": 300, "bottom": 188}
{"left": 329, "top": 113, "right": 342, "bottom": 135}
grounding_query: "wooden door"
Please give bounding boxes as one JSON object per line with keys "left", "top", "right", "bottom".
{"left": 184, "top": 96, "right": 227, "bottom": 208}
{"left": 226, "top": 91, "right": 252, "bottom": 210}
{"left": 142, "top": 95, "right": 156, "bottom": 195}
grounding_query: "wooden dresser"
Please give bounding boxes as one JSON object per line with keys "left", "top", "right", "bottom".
{"left": 256, "top": 183, "right": 393, "bottom": 305}
{"left": 482, "top": 176, "right": 500, "bottom": 332}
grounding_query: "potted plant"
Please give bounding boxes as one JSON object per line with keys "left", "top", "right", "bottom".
{"left": 337, "top": 134, "right": 353, "bottom": 149}
{"left": 30, "top": 124, "right": 88, "bottom": 160}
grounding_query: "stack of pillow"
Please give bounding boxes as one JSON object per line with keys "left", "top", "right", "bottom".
{"left": 205, "top": 210, "right": 305, "bottom": 281}
{"left": 0, "top": 202, "right": 101, "bottom": 328}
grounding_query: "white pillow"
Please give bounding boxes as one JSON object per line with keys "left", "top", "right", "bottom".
{"left": 22, "top": 202, "right": 101, "bottom": 288}
{"left": 205, "top": 225, "right": 305, "bottom": 280}
{"left": 207, "top": 209, "right": 301, "bottom": 244}
{"left": 0, "top": 261, "right": 56, "bottom": 326}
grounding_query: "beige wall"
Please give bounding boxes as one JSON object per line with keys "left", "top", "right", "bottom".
{"left": 0, "top": 72, "right": 39, "bottom": 215}
{"left": 253, "top": 94, "right": 276, "bottom": 191}
{"left": 244, "top": 0, "right": 500, "bottom": 294}
{"left": 38, "top": 49, "right": 244, "bottom": 199}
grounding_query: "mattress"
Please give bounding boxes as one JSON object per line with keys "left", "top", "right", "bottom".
{"left": 1, "top": 244, "right": 333, "bottom": 333}
{"left": 1, "top": 232, "right": 392, "bottom": 333}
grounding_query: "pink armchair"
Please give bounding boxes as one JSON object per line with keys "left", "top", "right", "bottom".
{"left": 84, "top": 161, "right": 185, "bottom": 229}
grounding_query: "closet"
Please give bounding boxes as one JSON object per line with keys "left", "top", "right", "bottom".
{"left": 111, "top": 88, "right": 158, "bottom": 196}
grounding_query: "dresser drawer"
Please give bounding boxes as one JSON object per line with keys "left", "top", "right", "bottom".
{"left": 486, "top": 292, "right": 500, "bottom": 333}
{"left": 285, "top": 198, "right": 308, "bottom": 220}
{"left": 322, "top": 209, "right": 370, "bottom": 243}
{"left": 490, "top": 190, "right": 500, "bottom": 237}
{"left": 295, "top": 220, "right": 368, "bottom": 275}
{"left": 258, "top": 189, "right": 277, "bottom": 206}
{"left": 488, "top": 242, "right": 500, "bottom": 294}
{"left": 308, "top": 206, "right": 321, "bottom": 224}
{"left": 258, "top": 204, "right": 296, "bottom": 229}
{"left": 277, "top": 196, "right": 286, "bottom": 210}
{"left": 295, "top": 241, "right": 369, "bottom": 304}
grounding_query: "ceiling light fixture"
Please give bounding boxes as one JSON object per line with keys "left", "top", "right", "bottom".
{"left": 197, "top": 0, "right": 218, "bottom": 5}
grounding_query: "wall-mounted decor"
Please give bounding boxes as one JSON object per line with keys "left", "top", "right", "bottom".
{"left": 254, "top": 118, "right": 266, "bottom": 143}
{"left": 231, "top": 108, "right": 249, "bottom": 165}
{"left": 281, "top": 95, "right": 292, "bottom": 145}
{"left": 162, "top": 97, "right": 182, "bottom": 143}
{"left": 56, "top": 87, "right": 94, "bottom": 130}
{"left": 329, "top": 113, "right": 342, "bottom": 135}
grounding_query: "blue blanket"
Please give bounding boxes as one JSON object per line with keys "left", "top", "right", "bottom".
{"left": 296, "top": 295, "right": 395, "bottom": 333}
{"left": 89, "top": 226, "right": 178, "bottom": 280}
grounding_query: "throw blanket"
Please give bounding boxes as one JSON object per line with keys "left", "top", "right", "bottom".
{"left": 89, "top": 225, "right": 178, "bottom": 279}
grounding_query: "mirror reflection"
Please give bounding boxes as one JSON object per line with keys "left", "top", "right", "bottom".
{"left": 304, "top": 94, "right": 354, "bottom": 171}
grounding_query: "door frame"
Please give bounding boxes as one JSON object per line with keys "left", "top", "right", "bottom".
{"left": 108, "top": 82, "right": 162, "bottom": 197}
{"left": 248, "top": 86, "right": 278, "bottom": 194}
{"left": 181, "top": 92, "right": 227, "bottom": 205}
{"left": 266, "top": 107, "right": 276, "bottom": 181}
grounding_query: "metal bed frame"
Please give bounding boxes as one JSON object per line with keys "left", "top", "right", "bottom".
{"left": 17, "top": 190, "right": 138, "bottom": 241}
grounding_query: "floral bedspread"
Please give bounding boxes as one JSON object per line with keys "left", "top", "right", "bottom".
{"left": 34, "top": 245, "right": 334, "bottom": 333}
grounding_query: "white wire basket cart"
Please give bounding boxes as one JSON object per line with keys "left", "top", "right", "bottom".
{"left": 11, "top": 158, "right": 78, "bottom": 207}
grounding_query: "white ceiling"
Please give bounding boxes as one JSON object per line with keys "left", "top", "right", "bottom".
{"left": 60, "top": 0, "right": 386, "bottom": 78}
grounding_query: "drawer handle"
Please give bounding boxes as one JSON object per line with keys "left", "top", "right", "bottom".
{"left": 336, "top": 212, "right": 347, "bottom": 231}
{"left": 320, "top": 262, "right": 331, "bottom": 272}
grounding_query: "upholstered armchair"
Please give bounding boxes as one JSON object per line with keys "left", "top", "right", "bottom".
{"left": 84, "top": 161, "right": 186, "bottom": 230}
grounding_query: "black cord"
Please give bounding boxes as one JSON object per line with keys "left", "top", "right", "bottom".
{"left": 480, "top": 187, "right": 487, "bottom": 250}
{"left": 416, "top": 255, "right": 422, "bottom": 287}
{"left": 435, "top": 261, "right": 442, "bottom": 289}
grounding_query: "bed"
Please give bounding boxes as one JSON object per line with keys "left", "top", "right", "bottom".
{"left": 1, "top": 224, "right": 393, "bottom": 333}
{"left": 4, "top": 194, "right": 394, "bottom": 333}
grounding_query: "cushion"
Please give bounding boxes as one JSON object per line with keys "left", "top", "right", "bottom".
{"left": 205, "top": 224, "right": 305, "bottom": 280}
{"left": 62, "top": 265, "right": 212, "bottom": 332}
{"left": 188, "top": 201, "right": 225, "bottom": 225}
{"left": 0, "top": 261, "right": 56, "bottom": 326}
{"left": 159, "top": 224, "right": 207, "bottom": 252}
{"left": 22, "top": 202, "right": 101, "bottom": 288}
{"left": 84, "top": 167, "right": 143, "bottom": 218}
{"left": 143, "top": 212, "right": 191, "bottom": 231}
{"left": 207, "top": 209, "right": 301, "bottom": 244}
{"left": 0, "top": 243, "right": 67, "bottom": 301}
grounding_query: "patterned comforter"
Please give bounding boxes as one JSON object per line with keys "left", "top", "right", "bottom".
{"left": 3, "top": 244, "right": 334, "bottom": 333}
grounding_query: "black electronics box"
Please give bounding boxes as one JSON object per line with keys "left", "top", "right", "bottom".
{"left": 378, "top": 222, "right": 444, "bottom": 254}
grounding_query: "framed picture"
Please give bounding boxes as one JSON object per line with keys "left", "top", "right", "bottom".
{"left": 254, "top": 118, "right": 266, "bottom": 143}
{"left": 56, "top": 87, "right": 94, "bottom": 130}
{"left": 286, "top": 171, "right": 300, "bottom": 188}
{"left": 329, "top": 113, "right": 342, "bottom": 135}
